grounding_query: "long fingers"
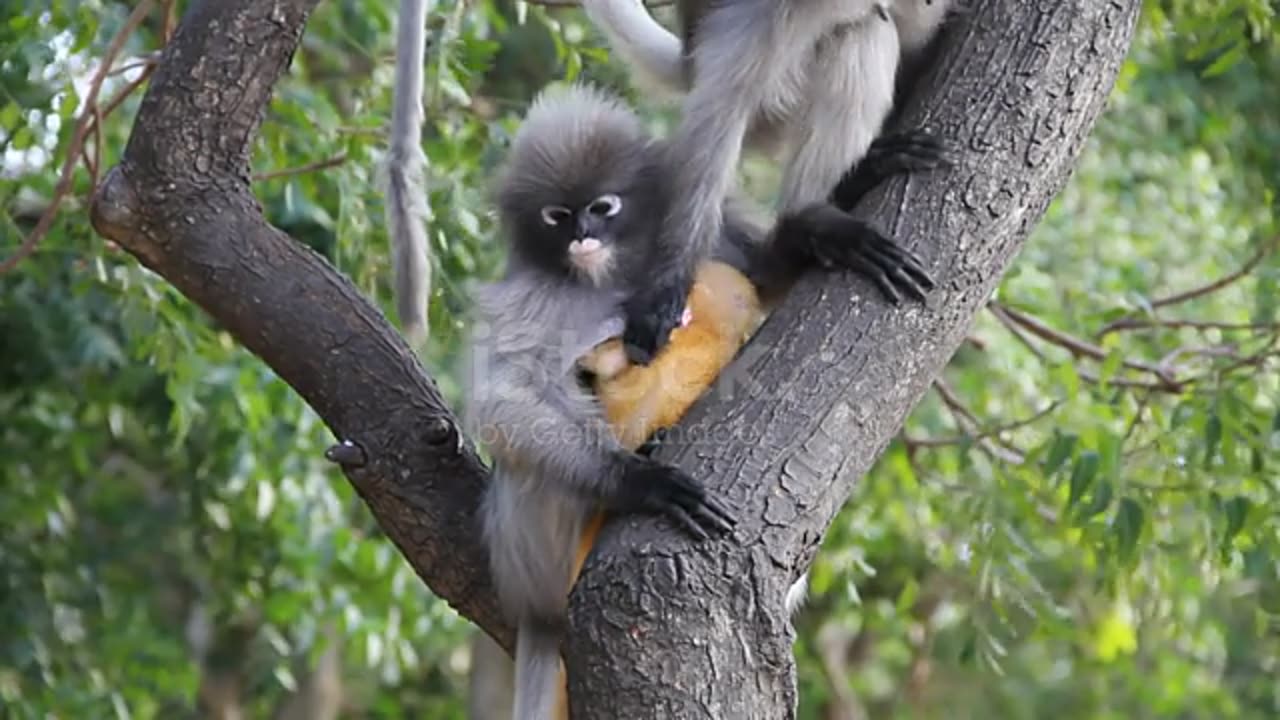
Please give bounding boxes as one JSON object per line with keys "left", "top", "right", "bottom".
{"left": 809, "top": 220, "right": 931, "bottom": 305}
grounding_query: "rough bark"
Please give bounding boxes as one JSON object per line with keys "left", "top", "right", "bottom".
{"left": 565, "top": 1, "right": 1142, "bottom": 718}
{"left": 88, "top": 0, "right": 511, "bottom": 648}
{"left": 86, "top": 0, "right": 1141, "bottom": 716}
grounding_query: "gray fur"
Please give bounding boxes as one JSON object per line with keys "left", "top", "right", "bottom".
{"left": 513, "top": 625, "right": 563, "bottom": 720}
{"left": 467, "top": 81, "right": 853, "bottom": 720}
{"left": 572, "top": 0, "right": 953, "bottom": 660}
{"left": 580, "top": 0, "right": 953, "bottom": 277}
{"left": 892, "top": 0, "right": 955, "bottom": 58}
{"left": 785, "top": 573, "right": 810, "bottom": 618}
{"left": 663, "top": 0, "right": 892, "bottom": 281}
{"left": 581, "top": 0, "right": 688, "bottom": 95}
{"left": 496, "top": 84, "right": 653, "bottom": 210}
{"left": 465, "top": 84, "right": 669, "bottom": 720}
{"left": 384, "top": 0, "right": 432, "bottom": 346}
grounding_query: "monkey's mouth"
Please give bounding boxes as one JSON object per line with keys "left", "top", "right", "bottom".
{"left": 568, "top": 238, "right": 614, "bottom": 282}
{"left": 568, "top": 237, "right": 605, "bottom": 259}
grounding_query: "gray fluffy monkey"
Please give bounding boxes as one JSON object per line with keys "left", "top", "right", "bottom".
{"left": 581, "top": 0, "right": 954, "bottom": 362}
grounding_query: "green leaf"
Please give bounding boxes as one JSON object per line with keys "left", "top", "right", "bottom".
{"left": 1076, "top": 479, "right": 1114, "bottom": 523}
{"left": 1068, "top": 451, "right": 1100, "bottom": 510}
{"left": 0, "top": 101, "right": 20, "bottom": 131}
{"left": 1203, "top": 412, "right": 1222, "bottom": 469}
{"left": 1043, "top": 432, "right": 1078, "bottom": 477}
{"left": 1222, "top": 496, "right": 1252, "bottom": 547}
{"left": 1203, "top": 42, "right": 1248, "bottom": 77}
{"left": 1113, "top": 498, "right": 1145, "bottom": 561}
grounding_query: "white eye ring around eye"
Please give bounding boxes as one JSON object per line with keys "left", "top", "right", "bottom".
{"left": 588, "top": 194, "right": 622, "bottom": 218}
{"left": 541, "top": 206, "right": 571, "bottom": 226}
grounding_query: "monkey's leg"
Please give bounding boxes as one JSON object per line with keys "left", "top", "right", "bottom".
{"left": 775, "top": 14, "right": 899, "bottom": 213}
{"left": 621, "top": 4, "right": 789, "bottom": 364}
{"left": 830, "top": 129, "right": 952, "bottom": 211}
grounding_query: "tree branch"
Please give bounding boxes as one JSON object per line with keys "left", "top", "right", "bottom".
{"left": 86, "top": 0, "right": 1142, "bottom": 715}
{"left": 88, "top": 0, "right": 511, "bottom": 648}
{"left": 566, "top": 1, "right": 1142, "bottom": 717}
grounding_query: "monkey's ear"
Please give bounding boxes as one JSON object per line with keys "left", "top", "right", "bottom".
{"left": 578, "top": 338, "right": 630, "bottom": 379}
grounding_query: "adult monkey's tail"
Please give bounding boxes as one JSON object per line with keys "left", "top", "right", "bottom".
{"left": 384, "top": 0, "right": 432, "bottom": 346}
{"left": 512, "top": 620, "right": 564, "bottom": 720}
{"left": 580, "top": 0, "right": 690, "bottom": 95}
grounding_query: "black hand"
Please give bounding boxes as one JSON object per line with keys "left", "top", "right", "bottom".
{"left": 832, "top": 128, "right": 952, "bottom": 211}
{"left": 622, "top": 275, "right": 690, "bottom": 365}
{"left": 635, "top": 426, "right": 672, "bottom": 457}
{"left": 778, "top": 204, "right": 936, "bottom": 305}
{"left": 614, "top": 455, "right": 736, "bottom": 540}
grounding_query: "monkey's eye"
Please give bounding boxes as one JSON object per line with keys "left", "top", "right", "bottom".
{"left": 587, "top": 194, "right": 622, "bottom": 218}
{"left": 541, "top": 206, "right": 572, "bottom": 226}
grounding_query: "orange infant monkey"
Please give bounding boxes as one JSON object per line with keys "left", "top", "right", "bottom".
{"left": 580, "top": 260, "right": 765, "bottom": 451}
{"left": 540, "top": 260, "right": 764, "bottom": 719}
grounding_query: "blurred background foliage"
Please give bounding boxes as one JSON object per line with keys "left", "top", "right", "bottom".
{"left": 2, "top": 0, "right": 1279, "bottom": 718}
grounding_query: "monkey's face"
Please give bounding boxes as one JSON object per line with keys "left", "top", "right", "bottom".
{"left": 538, "top": 193, "right": 626, "bottom": 286}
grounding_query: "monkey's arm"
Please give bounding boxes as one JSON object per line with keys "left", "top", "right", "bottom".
{"left": 473, "top": 356, "right": 734, "bottom": 538}
{"left": 618, "top": 3, "right": 783, "bottom": 365}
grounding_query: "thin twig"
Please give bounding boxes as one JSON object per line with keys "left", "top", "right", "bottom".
{"left": 90, "top": 105, "right": 103, "bottom": 187}
{"left": 902, "top": 400, "right": 1059, "bottom": 450}
{"left": 1148, "top": 236, "right": 1278, "bottom": 310}
{"left": 933, "top": 380, "right": 981, "bottom": 428}
{"left": 1097, "top": 318, "right": 1280, "bottom": 338}
{"left": 987, "top": 304, "right": 1046, "bottom": 360}
{"left": 96, "top": 64, "right": 157, "bottom": 120}
{"left": 930, "top": 380, "right": 1028, "bottom": 463}
{"left": 163, "top": 0, "right": 177, "bottom": 42}
{"left": 252, "top": 153, "right": 350, "bottom": 182}
{"left": 994, "top": 302, "right": 1181, "bottom": 388}
{"left": 987, "top": 304, "right": 1189, "bottom": 393}
{"left": 107, "top": 51, "right": 162, "bottom": 77}
{"left": 1121, "top": 393, "right": 1148, "bottom": 444}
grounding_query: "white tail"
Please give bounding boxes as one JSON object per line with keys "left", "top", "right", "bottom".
{"left": 384, "top": 0, "right": 432, "bottom": 347}
{"left": 580, "top": 0, "right": 689, "bottom": 94}
{"left": 511, "top": 621, "right": 563, "bottom": 720}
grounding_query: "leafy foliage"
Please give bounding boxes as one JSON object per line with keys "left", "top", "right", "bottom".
{"left": 1, "top": 0, "right": 1278, "bottom": 717}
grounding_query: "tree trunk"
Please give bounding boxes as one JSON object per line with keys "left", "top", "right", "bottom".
{"left": 564, "top": 1, "right": 1141, "bottom": 717}
{"left": 87, "top": 0, "right": 1140, "bottom": 717}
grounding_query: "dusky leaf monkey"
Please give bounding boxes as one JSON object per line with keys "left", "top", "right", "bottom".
{"left": 580, "top": 0, "right": 955, "bottom": 364}
{"left": 466, "top": 82, "right": 941, "bottom": 720}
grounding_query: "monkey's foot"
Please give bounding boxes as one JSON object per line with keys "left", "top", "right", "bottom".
{"left": 621, "top": 274, "right": 692, "bottom": 365}
{"left": 615, "top": 455, "right": 736, "bottom": 540}
{"left": 780, "top": 204, "right": 936, "bottom": 305}
{"left": 831, "top": 128, "right": 952, "bottom": 211}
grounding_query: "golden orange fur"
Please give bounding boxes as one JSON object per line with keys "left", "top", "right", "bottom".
{"left": 580, "top": 260, "right": 765, "bottom": 449}
{"left": 551, "top": 261, "right": 764, "bottom": 718}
